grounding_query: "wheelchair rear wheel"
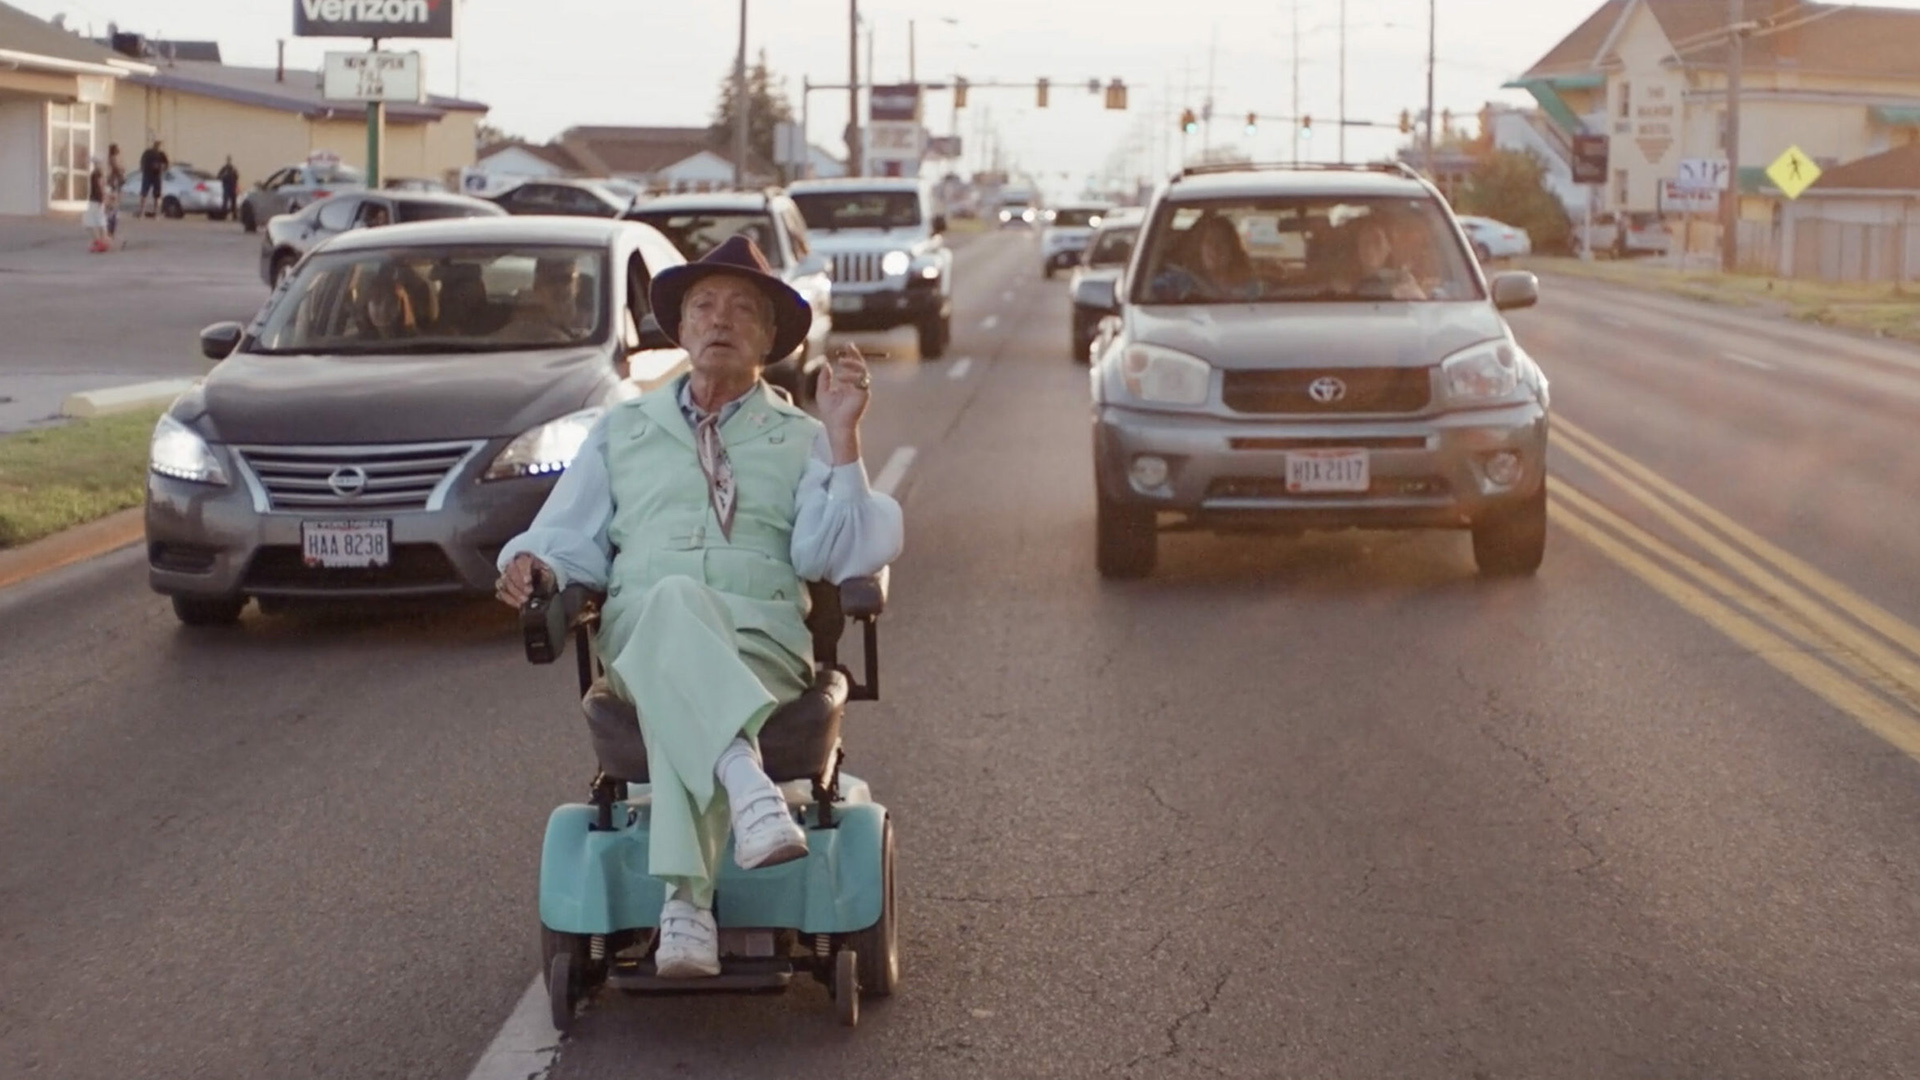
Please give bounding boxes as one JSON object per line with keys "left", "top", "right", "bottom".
{"left": 847, "top": 816, "right": 898, "bottom": 997}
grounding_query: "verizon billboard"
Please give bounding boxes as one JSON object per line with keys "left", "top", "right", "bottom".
{"left": 295, "top": 0, "right": 454, "bottom": 39}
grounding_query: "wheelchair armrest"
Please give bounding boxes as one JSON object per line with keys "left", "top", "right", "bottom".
{"left": 839, "top": 566, "right": 889, "bottom": 619}
{"left": 521, "top": 580, "right": 603, "bottom": 665}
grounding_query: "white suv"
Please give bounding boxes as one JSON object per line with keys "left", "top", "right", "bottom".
{"left": 788, "top": 177, "right": 955, "bottom": 358}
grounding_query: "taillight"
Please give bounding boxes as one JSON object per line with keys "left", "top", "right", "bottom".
{"left": 195, "top": 183, "right": 209, "bottom": 192}
{"left": 315, "top": 190, "right": 333, "bottom": 199}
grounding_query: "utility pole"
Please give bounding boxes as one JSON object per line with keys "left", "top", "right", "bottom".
{"left": 732, "top": 0, "right": 748, "bottom": 188}
{"left": 1424, "top": 0, "right": 1436, "bottom": 173}
{"left": 1291, "top": 0, "right": 1301, "bottom": 165}
{"left": 846, "top": 0, "right": 861, "bottom": 177}
{"left": 1722, "top": 0, "right": 1744, "bottom": 272}
{"left": 1338, "top": 0, "right": 1347, "bottom": 161}
{"left": 1203, "top": 23, "right": 1217, "bottom": 154}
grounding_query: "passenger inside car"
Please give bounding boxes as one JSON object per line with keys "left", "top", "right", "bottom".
{"left": 351, "top": 260, "right": 432, "bottom": 340}
{"left": 1332, "top": 215, "right": 1426, "bottom": 301}
{"left": 1149, "top": 213, "right": 1260, "bottom": 302}
{"left": 503, "top": 257, "right": 594, "bottom": 344}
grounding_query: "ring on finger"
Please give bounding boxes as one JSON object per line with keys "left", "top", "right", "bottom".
{"left": 854, "top": 374, "right": 872, "bottom": 390}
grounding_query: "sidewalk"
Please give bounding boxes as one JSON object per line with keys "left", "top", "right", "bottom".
{"left": 0, "top": 214, "right": 266, "bottom": 432}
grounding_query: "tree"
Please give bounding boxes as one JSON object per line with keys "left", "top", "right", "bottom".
{"left": 1456, "top": 149, "right": 1573, "bottom": 254}
{"left": 710, "top": 50, "right": 795, "bottom": 174}
{"left": 474, "top": 121, "right": 525, "bottom": 150}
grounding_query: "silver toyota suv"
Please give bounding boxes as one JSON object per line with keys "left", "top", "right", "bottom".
{"left": 1081, "top": 162, "right": 1550, "bottom": 579}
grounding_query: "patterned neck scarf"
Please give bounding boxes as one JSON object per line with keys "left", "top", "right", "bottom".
{"left": 694, "top": 412, "right": 737, "bottom": 541}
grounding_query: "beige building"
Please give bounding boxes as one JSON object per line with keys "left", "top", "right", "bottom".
{"left": 1511, "top": 0, "right": 1920, "bottom": 217}
{"left": 109, "top": 45, "right": 487, "bottom": 192}
{"left": 0, "top": 2, "right": 150, "bottom": 215}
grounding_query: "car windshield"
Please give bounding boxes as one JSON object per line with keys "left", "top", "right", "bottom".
{"left": 251, "top": 244, "right": 608, "bottom": 355}
{"left": 792, "top": 191, "right": 921, "bottom": 230}
{"left": 630, "top": 211, "right": 785, "bottom": 267}
{"left": 1135, "top": 195, "right": 1483, "bottom": 304}
{"left": 396, "top": 202, "right": 494, "bottom": 223}
{"left": 1086, "top": 225, "right": 1139, "bottom": 267}
{"left": 1052, "top": 208, "right": 1106, "bottom": 228}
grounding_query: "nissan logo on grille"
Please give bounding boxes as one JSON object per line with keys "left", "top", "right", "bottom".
{"left": 327, "top": 465, "right": 369, "bottom": 498}
{"left": 1307, "top": 376, "right": 1348, "bottom": 404}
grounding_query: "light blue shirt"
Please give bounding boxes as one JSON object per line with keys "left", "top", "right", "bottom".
{"left": 496, "top": 378, "right": 904, "bottom": 589}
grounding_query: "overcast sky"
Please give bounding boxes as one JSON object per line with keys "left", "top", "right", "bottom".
{"left": 15, "top": 0, "right": 1920, "bottom": 196}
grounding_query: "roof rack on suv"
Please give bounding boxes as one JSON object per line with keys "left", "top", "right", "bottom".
{"left": 1172, "top": 160, "right": 1425, "bottom": 183}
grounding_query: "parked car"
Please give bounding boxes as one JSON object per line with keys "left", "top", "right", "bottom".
{"left": 788, "top": 176, "right": 955, "bottom": 358}
{"left": 382, "top": 176, "right": 448, "bottom": 193}
{"left": 624, "top": 189, "right": 834, "bottom": 401}
{"left": 238, "top": 159, "right": 367, "bottom": 233}
{"left": 258, "top": 190, "right": 507, "bottom": 287}
{"left": 1455, "top": 215, "right": 1532, "bottom": 260}
{"left": 487, "top": 178, "right": 630, "bottom": 218}
{"left": 1067, "top": 207, "right": 1144, "bottom": 363}
{"left": 119, "top": 164, "right": 225, "bottom": 220}
{"left": 1078, "top": 162, "right": 1551, "bottom": 580}
{"left": 1041, "top": 202, "right": 1112, "bottom": 278}
{"left": 1576, "top": 211, "right": 1671, "bottom": 258}
{"left": 148, "top": 217, "right": 691, "bottom": 625}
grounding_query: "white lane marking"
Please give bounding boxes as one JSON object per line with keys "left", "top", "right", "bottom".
{"left": 462, "top": 976, "right": 561, "bottom": 1080}
{"left": 1601, "top": 315, "right": 1633, "bottom": 329}
{"left": 1723, "top": 352, "right": 1776, "bottom": 371}
{"left": 947, "top": 357, "right": 974, "bottom": 380}
{"left": 874, "top": 446, "right": 918, "bottom": 497}
{"left": 980, "top": 314, "right": 1000, "bottom": 331}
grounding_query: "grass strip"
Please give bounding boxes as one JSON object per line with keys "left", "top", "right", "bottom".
{"left": 0, "top": 408, "right": 161, "bottom": 549}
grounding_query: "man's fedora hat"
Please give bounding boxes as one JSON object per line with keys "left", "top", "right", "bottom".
{"left": 649, "top": 234, "right": 811, "bottom": 363}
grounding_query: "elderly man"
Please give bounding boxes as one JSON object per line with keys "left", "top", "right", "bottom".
{"left": 494, "top": 234, "right": 902, "bottom": 978}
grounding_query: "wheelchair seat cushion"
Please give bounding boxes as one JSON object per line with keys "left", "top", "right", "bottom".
{"left": 582, "top": 669, "right": 850, "bottom": 785}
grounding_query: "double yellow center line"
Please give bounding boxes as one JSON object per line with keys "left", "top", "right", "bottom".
{"left": 1548, "top": 416, "right": 1920, "bottom": 761}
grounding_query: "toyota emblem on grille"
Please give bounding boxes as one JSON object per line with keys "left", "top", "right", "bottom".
{"left": 1308, "top": 376, "right": 1348, "bottom": 404}
{"left": 327, "top": 465, "right": 369, "bottom": 498}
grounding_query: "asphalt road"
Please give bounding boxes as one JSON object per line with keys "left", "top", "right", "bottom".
{"left": 0, "top": 217, "right": 265, "bottom": 432}
{"left": 5, "top": 233, "right": 1920, "bottom": 1079}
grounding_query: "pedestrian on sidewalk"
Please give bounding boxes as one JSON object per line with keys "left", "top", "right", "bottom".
{"left": 84, "top": 158, "right": 111, "bottom": 253}
{"left": 105, "top": 143, "right": 126, "bottom": 242}
{"left": 217, "top": 156, "right": 240, "bottom": 223}
{"left": 137, "top": 139, "right": 168, "bottom": 218}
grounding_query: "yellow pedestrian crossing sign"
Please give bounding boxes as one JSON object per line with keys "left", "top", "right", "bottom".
{"left": 1766, "top": 145, "right": 1821, "bottom": 200}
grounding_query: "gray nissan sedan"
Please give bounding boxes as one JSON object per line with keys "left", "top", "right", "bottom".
{"left": 146, "top": 216, "right": 689, "bottom": 625}
{"left": 1082, "top": 163, "right": 1550, "bottom": 580}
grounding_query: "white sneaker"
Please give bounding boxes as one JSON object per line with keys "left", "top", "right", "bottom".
{"left": 731, "top": 792, "right": 809, "bottom": 870}
{"left": 653, "top": 899, "right": 720, "bottom": 978}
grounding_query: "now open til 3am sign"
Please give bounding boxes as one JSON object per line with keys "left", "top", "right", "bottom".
{"left": 323, "top": 51, "right": 425, "bottom": 103}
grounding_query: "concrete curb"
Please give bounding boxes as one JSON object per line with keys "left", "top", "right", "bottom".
{"left": 60, "top": 378, "right": 198, "bottom": 419}
{"left": 0, "top": 507, "right": 145, "bottom": 593}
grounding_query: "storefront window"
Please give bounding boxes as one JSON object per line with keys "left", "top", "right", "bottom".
{"left": 47, "top": 102, "right": 97, "bottom": 205}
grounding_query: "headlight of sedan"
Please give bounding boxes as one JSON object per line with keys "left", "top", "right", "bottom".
{"left": 149, "top": 414, "right": 229, "bottom": 486}
{"left": 1120, "top": 343, "right": 1212, "bottom": 406}
{"left": 880, "top": 250, "right": 911, "bottom": 277}
{"left": 482, "top": 407, "right": 604, "bottom": 481}
{"left": 1440, "top": 340, "right": 1520, "bottom": 403}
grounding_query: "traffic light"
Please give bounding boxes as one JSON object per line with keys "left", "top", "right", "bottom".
{"left": 1180, "top": 108, "right": 1199, "bottom": 134}
{"left": 1036, "top": 77, "right": 1048, "bottom": 108}
{"left": 1300, "top": 113, "right": 1312, "bottom": 139}
{"left": 1399, "top": 109, "right": 1412, "bottom": 135}
{"left": 1245, "top": 112, "right": 1258, "bottom": 136}
{"left": 1104, "top": 79, "right": 1128, "bottom": 110}
{"left": 954, "top": 76, "right": 967, "bottom": 109}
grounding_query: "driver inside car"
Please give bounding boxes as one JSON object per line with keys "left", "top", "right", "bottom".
{"left": 492, "top": 235, "right": 903, "bottom": 978}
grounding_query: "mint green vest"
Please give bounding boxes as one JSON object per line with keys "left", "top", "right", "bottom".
{"left": 600, "top": 380, "right": 823, "bottom": 664}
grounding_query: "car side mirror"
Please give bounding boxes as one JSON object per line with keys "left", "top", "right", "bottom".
{"left": 931, "top": 213, "right": 948, "bottom": 235}
{"left": 637, "top": 312, "right": 675, "bottom": 351}
{"left": 1073, "top": 275, "right": 1121, "bottom": 314}
{"left": 1491, "top": 271, "right": 1540, "bottom": 311}
{"left": 200, "top": 321, "right": 245, "bottom": 362}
